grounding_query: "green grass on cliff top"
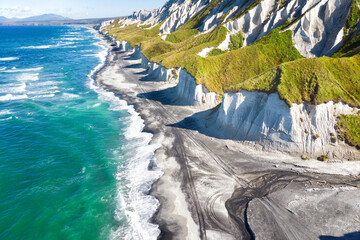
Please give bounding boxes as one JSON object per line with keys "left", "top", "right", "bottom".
{"left": 106, "top": 3, "right": 360, "bottom": 150}
{"left": 107, "top": 21, "right": 303, "bottom": 94}
{"left": 337, "top": 113, "right": 360, "bottom": 150}
{"left": 105, "top": 4, "right": 360, "bottom": 109}
{"left": 236, "top": 55, "right": 360, "bottom": 107}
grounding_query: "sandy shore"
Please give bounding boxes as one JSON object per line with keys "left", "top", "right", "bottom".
{"left": 95, "top": 39, "right": 360, "bottom": 240}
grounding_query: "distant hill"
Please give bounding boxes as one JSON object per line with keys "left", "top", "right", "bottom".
{"left": 21, "top": 14, "right": 71, "bottom": 22}
{"left": 0, "top": 16, "right": 9, "bottom": 22}
{"left": 0, "top": 14, "right": 71, "bottom": 23}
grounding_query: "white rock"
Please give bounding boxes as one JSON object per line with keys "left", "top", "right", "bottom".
{"left": 160, "top": 0, "right": 208, "bottom": 34}
{"left": 211, "top": 91, "right": 359, "bottom": 158}
{"left": 197, "top": 47, "right": 214, "bottom": 58}
{"left": 172, "top": 68, "right": 218, "bottom": 107}
{"left": 223, "top": 0, "right": 353, "bottom": 57}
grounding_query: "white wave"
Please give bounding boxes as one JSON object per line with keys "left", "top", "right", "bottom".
{"left": 28, "top": 89, "right": 60, "bottom": 95}
{"left": 20, "top": 45, "right": 54, "bottom": 49}
{"left": 62, "top": 93, "right": 80, "bottom": 99}
{"left": 83, "top": 54, "right": 97, "bottom": 57}
{"left": 17, "top": 72, "right": 39, "bottom": 81}
{"left": 31, "top": 81, "right": 58, "bottom": 86}
{"left": 0, "top": 94, "right": 28, "bottom": 101}
{"left": 64, "top": 32, "right": 78, "bottom": 35}
{"left": 86, "top": 37, "right": 162, "bottom": 240}
{"left": 60, "top": 41, "right": 75, "bottom": 46}
{"left": 92, "top": 103, "right": 101, "bottom": 108}
{"left": 60, "top": 37, "right": 84, "bottom": 41}
{"left": 0, "top": 57, "right": 19, "bottom": 61}
{"left": 0, "top": 83, "right": 26, "bottom": 93}
{"left": 31, "top": 94, "right": 55, "bottom": 99}
{"left": 20, "top": 41, "right": 75, "bottom": 49}
{"left": 0, "top": 67, "right": 43, "bottom": 73}
{"left": 79, "top": 50, "right": 93, "bottom": 53}
{"left": 0, "top": 67, "right": 6, "bottom": 71}
{"left": 0, "top": 116, "right": 13, "bottom": 121}
{"left": 0, "top": 110, "right": 12, "bottom": 116}
{"left": 112, "top": 108, "right": 162, "bottom": 240}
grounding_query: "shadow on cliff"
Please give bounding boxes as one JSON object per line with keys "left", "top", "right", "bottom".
{"left": 137, "top": 87, "right": 196, "bottom": 106}
{"left": 166, "top": 105, "right": 231, "bottom": 140}
{"left": 319, "top": 231, "right": 360, "bottom": 240}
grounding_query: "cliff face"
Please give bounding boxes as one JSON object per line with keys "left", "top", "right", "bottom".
{"left": 113, "top": 0, "right": 209, "bottom": 33}
{"left": 117, "top": 41, "right": 219, "bottom": 108}
{"left": 222, "top": 0, "right": 353, "bottom": 57}
{"left": 111, "top": 0, "right": 355, "bottom": 58}
{"left": 211, "top": 91, "right": 359, "bottom": 158}
{"left": 103, "top": 0, "right": 360, "bottom": 157}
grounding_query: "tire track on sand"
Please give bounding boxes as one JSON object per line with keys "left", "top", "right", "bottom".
{"left": 117, "top": 52, "right": 208, "bottom": 239}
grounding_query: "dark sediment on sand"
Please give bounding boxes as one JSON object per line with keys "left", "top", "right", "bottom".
{"left": 95, "top": 38, "right": 360, "bottom": 240}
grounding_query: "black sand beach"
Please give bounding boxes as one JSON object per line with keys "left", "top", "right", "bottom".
{"left": 95, "top": 38, "right": 360, "bottom": 240}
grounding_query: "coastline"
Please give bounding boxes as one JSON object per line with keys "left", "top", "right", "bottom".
{"left": 94, "top": 34, "right": 360, "bottom": 239}
{"left": 90, "top": 32, "right": 163, "bottom": 239}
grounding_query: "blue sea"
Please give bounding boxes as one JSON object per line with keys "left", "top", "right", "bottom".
{"left": 0, "top": 26, "right": 161, "bottom": 240}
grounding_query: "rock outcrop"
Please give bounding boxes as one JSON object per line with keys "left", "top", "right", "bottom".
{"left": 118, "top": 41, "right": 218, "bottom": 108}
{"left": 172, "top": 68, "right": 218, "bottom": 107}
{"left": 109, "top": 0, "right": 356, "bottom": 58}
{"left": 207, "top": 90, "right": 359, "bottom": 159}
{"left": 223, "top": 0, "right": 353, "bottom": 57}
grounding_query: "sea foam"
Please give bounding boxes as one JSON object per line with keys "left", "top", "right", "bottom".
{"left": 0, "top": 57, "right": 19, "bottom": 61}
{"left": 17, "top": 72, "right": 39, "bottom": 81}
{"left": 20, "top": 45, "right": 54, "bottom": 49}
{"left": 0, "top": 67, "right": 43, "bottom": 73}
{"left": 0, "top": 94, "right": 28, "bottom": 101}
{"left": 87, "top": 39, "right": 162, "bottom": 240}
{"left": 0, "top": 110, "right": 12, "bottom": 116}
{"left": 0, "top": 83, "right": 26, "bottom": 94}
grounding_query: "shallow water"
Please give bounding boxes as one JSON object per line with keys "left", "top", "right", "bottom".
{"left": 0, "top": 26, "right": 161, "bottom": 240}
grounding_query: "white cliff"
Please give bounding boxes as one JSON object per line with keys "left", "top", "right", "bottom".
{"left": 208, "top": 91, "right": 359, "bottom": 159}
{"left": 159, "top": 0, "right": 208, "bottom": 34}
{"left": 199, "top": 0, "right": 256, "bottom": 32}
{"left": 108, "top": 0, "right": 356, "bottom": 57}
{"left": 118, "top": 41, "right": 218, "bottom": 107}
{"left": 290, "top": 0, "right": 352, "bottom": 57}
{"left": 116, "top": 0, "right": 209, "bottom": 33}
{"left": 223, "top": 0, "right": 354, "bottom": 57}
{"left": 101, "top": 0, "right": 360, "bottom": 157}
{"left": 172, "top": 68, "right": 218, "bottom": 107}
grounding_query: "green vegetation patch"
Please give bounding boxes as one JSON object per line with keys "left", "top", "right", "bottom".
{"left": 105, "top": 12, "right": 360, "bottom": 111}
{"left": 238, "top": 54, "right": 360, "bottom": 107}
{"left": 337, "top": 113, "right": 360, "bottom": 149}
{"left": 105, "top": 10, "right": 360, "bottom": 149}
{"left": 344, "top": 0, "right": 360, "bottom": 37}
{"left": 334, "top": 30, "right": 360, "bottom": 57}
{"left": 208, "top": 48, "right": 227, "bottom": 56}
{"left": 277, "top": 0, "right": 288, "bottom": 9}
{"left": 229, "top": 31, "right": 243, "bottom": 50}
{"left": 105, "top": 21, "right": 303, "bottom": 94}
{"left": 165, "top": 29, "right": 199, "bottom": 43}
{"left": 201, "top": 29, "right": 303, "bottom": 93}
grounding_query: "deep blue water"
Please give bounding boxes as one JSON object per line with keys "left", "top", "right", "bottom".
{"left": 0, "top": 26, "right": 161, "bottom": 240}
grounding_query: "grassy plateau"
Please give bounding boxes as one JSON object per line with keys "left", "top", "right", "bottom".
{"left": 104, "top": 0, "right": 360, "bottom": 150}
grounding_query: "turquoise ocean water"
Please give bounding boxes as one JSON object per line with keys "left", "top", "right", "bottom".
{"left": 0, "top": 26, "right": 161, "bottom": 240}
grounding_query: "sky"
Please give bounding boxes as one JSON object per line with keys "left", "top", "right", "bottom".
{"left": 0, "top": 0, "right": 167, "bottom": 19}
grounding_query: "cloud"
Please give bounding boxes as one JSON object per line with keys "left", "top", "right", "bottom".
{"left": 0, "top": 6, "right": 74, "bottom": 19}
{"left": 0, "top": 6, "right": 36, "bottom": 18}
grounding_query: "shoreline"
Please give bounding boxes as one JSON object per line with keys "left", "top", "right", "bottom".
{"left": 91, "top": 35, "right": 163, "bottom": 239}
{"left": 95, "top": 35, "right": 360, "bottom": 239}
